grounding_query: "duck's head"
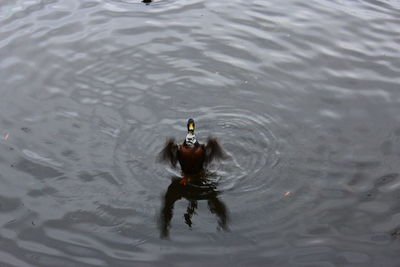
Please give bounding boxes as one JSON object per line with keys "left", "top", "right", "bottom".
{"left": 185, "top": 118, "right": 197, "bottom": 146}
{"left": 187, "top": 118, "right": 195, "bottom": 133}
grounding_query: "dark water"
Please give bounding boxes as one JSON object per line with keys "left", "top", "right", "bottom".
{"left": 1, "top": 0, "right": 400, "bottom": 266}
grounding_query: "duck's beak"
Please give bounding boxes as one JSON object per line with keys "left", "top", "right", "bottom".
{"left": 188, "top": 122, "right": 195, "bottom": 132}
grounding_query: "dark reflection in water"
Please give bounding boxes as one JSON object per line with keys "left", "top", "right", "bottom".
{"left": 159, "top": 175, "right": 229, "bottom": 239}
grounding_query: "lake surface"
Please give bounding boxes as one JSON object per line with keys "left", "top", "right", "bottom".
{"left": 1, "top": 0, "right": 400, "bottom": 266}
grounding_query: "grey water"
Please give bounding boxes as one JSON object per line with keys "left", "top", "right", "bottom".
{"left": 1, "top": 0, "right": 400, "bottom": 266}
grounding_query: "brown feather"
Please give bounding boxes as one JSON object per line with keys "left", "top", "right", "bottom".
{"left": 178, "top": 144, "right": 206, "bottom": 175}
{"left": 204, "top": 137, "right": 227, "bottom": 165}
{"left": 158, "top": 135, "right": 226, "bottom": 176}
{"left": 158, "top": 138, "right": 178, "bottom": 167}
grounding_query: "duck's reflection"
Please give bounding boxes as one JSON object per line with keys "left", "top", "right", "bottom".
{"left": 159, "top": 175, "right": 229, "bottom": 238}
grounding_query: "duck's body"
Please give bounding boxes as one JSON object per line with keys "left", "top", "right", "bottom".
{"left": 158, "top": 119, "right": 226, "bottom": 180}
{"left": 178, "top": 143, "right": 206, "bottom": 175}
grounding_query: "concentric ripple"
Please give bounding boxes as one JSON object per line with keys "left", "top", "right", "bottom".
{"left": 194, "top": 106, "right": 284, "bottom": 194}
{"left": 113, "top": 105, "right": 286, "bottom": 196}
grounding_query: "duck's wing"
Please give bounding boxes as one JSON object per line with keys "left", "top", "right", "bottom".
{"left": 158, "top": 138, "right": 179, "bottom": 167}
{"left": 204, "top": 137, "right": 227, "bottom": 165}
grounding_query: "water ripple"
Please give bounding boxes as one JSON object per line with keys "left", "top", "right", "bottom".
{"left": 1, "top": 0, "right": 400, "bottom": 265}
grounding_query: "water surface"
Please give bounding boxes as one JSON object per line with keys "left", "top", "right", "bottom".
{"left": 1, "top": 0, "right": 400, "bottom": 266}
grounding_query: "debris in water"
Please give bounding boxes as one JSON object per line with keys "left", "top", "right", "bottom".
{"left": 284, "top": 191, "right": 291, "bottom": 196}
{"left": 391, "top": 227, "right": 400, "bottom": 239}
{"left": 4, "top": 133, "right": 9, "bottom": 140}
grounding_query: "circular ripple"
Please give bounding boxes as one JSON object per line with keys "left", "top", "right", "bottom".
{"left": 194, "top": 106, "right": 285, "bottom": 194}
{"left": 114, "top": 105, "right": 286, "bottom": 195}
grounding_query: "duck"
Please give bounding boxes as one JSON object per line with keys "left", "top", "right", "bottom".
{"left": 158, "top": 118, "right": 226, "bottom": 185}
